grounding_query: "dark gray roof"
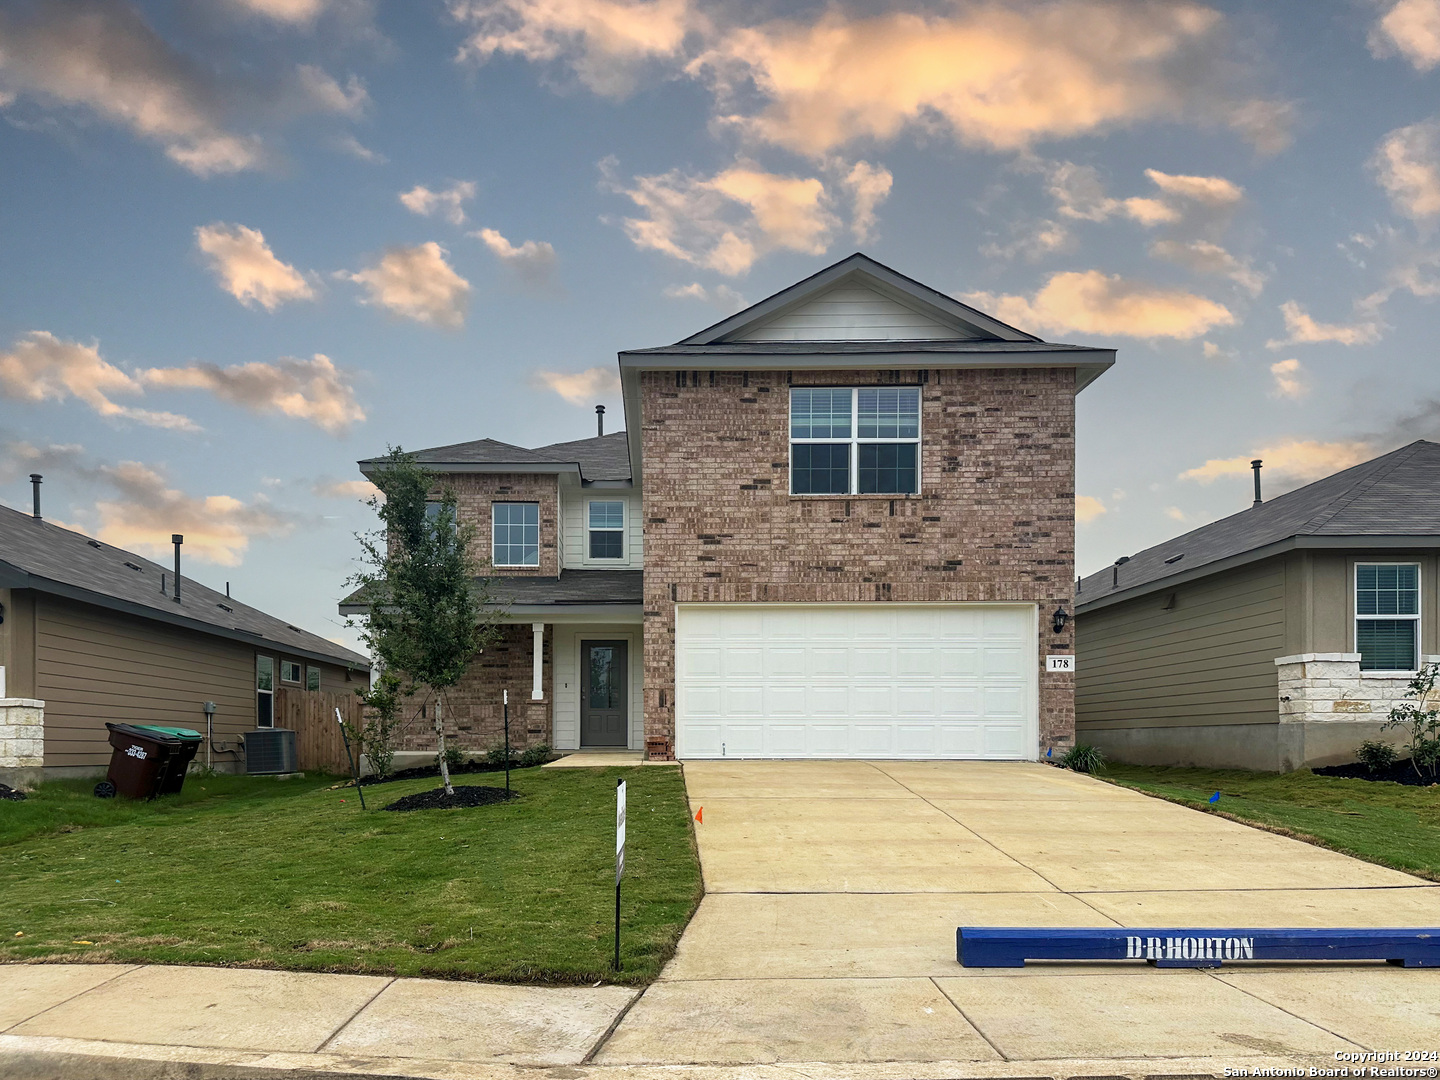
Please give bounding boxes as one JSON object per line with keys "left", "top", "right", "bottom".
{"left": 1077, "top": 440, "right": 1440, "bottom": 611}
{"left": 621, "top": 341, "right": 1106, "bottom": 357}
{"left": 0, "top": 504, "right": 369, "bottom": 669}
{"left": 339, "top": 569, "right": 642, "bottom": 612}
{"left": 360, "top": 432, "right": 631, "bottom": 483}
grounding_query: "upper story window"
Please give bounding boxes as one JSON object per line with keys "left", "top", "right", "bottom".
{"left": 588, "top": 500, "right": 625, "bottom": 560}
{"left": 306, "top": 665, "right": 321, "bottom": 691}
{"left": 493, "top": 502, "right": 540, "bottom": 567}
{"left": 280, "top": 659, "right": 302, "bottom": 684}
{"left": 1356, "top": 562, "right": 1420, "bottom": 671}
{"left": 790, "top": 387, "right": 920, "bottom": 496}
{"left": 425, "top": 500, "right": 457, "bottom": 533}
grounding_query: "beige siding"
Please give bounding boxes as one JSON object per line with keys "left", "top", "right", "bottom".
{"left": 1, "top": 588, "right": 37, "bottom": 699}
{"left": 1076, "top": 559, "right": 1286, "bottom": 732}
{"left": 36, "top": 596, "right": 258, "bottom": 767}
{"left": 735, "top": 285, "right": 964, "bottom": 341}
{"left": 559, "top": 482, "right": 644, "bottom": 569}
{"left": 552, "top": 623, "right": 644, "bottom": 750}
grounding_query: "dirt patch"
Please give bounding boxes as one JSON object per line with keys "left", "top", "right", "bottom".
{"left": 382, "top": 786, "right": 521, "bottom": 812}
{"left": 1311, "top": 759, "right": 1437, "bottom": 786}
{"left": 346, "top": 759, "right": 551, "bottom": 789}
{"left": 0, "top": 783, "right": 27, "bottom": 801}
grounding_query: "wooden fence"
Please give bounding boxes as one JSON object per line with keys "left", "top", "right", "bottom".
{"left": 274, "top": 687, "right": 365, "bottom": 775}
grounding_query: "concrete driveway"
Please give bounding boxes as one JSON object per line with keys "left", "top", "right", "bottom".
{"left": 598, "top": 760, "right": 1440, "bottom": 1068}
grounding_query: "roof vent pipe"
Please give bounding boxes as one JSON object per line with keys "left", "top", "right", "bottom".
{"left": 1112, "top": 555, "right": 1130, "bottom": 589}
{"left": 1251, "top": 459, "right": 1263, "bottom": 506}
{"left": 29, "top": 474, "right": 41, "bottom": 519}
{"left": 596, "top": 404, "right": 605, "bottom": 437}
{"left": 172, "top": 534, "right": 183, "bottom": 603}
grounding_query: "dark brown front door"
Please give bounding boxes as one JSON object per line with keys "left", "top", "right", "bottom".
{"left": 581, "top": 640, "right": 628, "bottom": 747}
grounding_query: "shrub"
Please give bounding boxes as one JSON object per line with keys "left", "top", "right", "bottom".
{"left": 1061, "top": 744, "right": 1106, "bottom": 773}
{"left": 1355, "top": 739, "right": 1398, "bottom": 774}
{"left": 437, "top": 743, "right": 466, "bottom": 771}
{"left": 1383, "top": 662, "right": 1440, "bottom": 781}
{"left": 519, "top": 743, "right": 551, "bottom": 768}
{"left": 485, "top": 744, "right": 517, "bottom": 768}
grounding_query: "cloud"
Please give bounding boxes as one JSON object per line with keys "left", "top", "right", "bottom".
{"left": 1371, "top": 118, "right": 1440, "bottom": 222}
{"left": 963, "top": 271, "right": 1235, "bottom": 339}
{"left": 399, "top": 180, "right": 477, "bottom": 225}
{"left": 313, "top": 478, "right": 379, "bottom": 499}
{"left": 663, "top": 281, "right": 746, "bottom": 310}
{"left": 1164, "top": 506, "right": 1187, "bottom": 522}
{"left": 4, "top": 441, "right": 295, "bottom": 566}
{"left": 227, "top": 0, "right": 330, "bottom": 24}
{"left": 194, "top": 223, "right": 315, "bottom": 311}
{"left": 1265, "top": 300, "right": 1381, "bottom": 348}
{"left": 449, "top": 0, "right": 695, "bottom": 96}
{"left": 342, "top": 243, "right": 471, "bottom": 327}
{"left": 1370, "top": 0, "right": 1440, "bottom": 70}
{"left": 689, "top": 2, "right": 1289, "bottom": 157}
{"left": 603, "top": 157, "right": 840, "bottom": 275}
{"left": 139, "top": 354, "right": 365, "bottom": 435}
{"left": 980, "top": 218, "right": 1074, "bottom": 262}
{"left": 1144, "top": 168, "right": 1244, "bottom": 207}
{"left": 0, "top": 3, "right": 368, "bottom": 176}
{"left": 333, "top": 133, "right": 385, "bottom": 163}
{"left": 532, "top": 366, "right": 621, "bottom": 405}
{"left": 0, "top": 331, "right": 196, "bottom": 430}
{"left": 1045, "top": 162, "right": 1243, "bottom": 229}
{"left": 1269, "top": 358, "right": 1306, "bottom": 399}
{"left": 1075, "top": 495, "right": 1107, "bottom": 524}
{"left": 842, "top": 161, "right": 893, "bottom": 243}
{"left": 1150, "top": 239, "right": 1265, "bottom": 295}
{"left": 473, "top": 227, "right": 558, "bottom": 285}
{"left": 1179, "top": 439, "right": 1374, "bottom": 484}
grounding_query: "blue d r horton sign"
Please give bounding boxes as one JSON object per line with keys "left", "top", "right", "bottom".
{"left": 957, "top": 927, "right": 1439, "bottom": 968}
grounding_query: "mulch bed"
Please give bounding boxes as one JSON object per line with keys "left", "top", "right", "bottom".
{"left": 1312, "top": 758, "right": 1437, "bottom": 786}
{"left": 355, "top": 759, "right": 549, "bottom": 788}
{"left": 382, "top": 785, "right": 521, "bottom": 812}
{"left": 0, "top": 783, "right": 27, "bottom": 801}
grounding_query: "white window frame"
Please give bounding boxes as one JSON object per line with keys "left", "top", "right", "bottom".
{"left": 586, "top": 499, "right": 626, "bottom": 562}
{"left": 256, "top": 655, "right": 275, "bottom": 728}
{"left": 280, "top": 659, "right": 302, "bottom": 684}
{"left": 1353, "top": 561, "right": 1422, "bottom": 673}
{"left": 492, "top": 501, "right": 541, "bottom": 568}
{"left": 788, "top": 386, "right": 922, "bottom": 496}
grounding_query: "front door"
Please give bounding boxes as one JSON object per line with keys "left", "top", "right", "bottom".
{"left": 581, "top": 640, "right": 628, "bottom": 747}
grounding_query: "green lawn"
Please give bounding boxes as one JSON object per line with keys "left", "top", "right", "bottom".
{"left": 0, "top": 765, "right": 702, "bottom": 985}
{"left": 1103, "top": 763, "right": 1440, "bottom": 881}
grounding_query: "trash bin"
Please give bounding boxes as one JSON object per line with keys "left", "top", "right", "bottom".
{"left": 135, "top": 726, "right": 203, "bottom": 795}
{"left": 103, "top": 724, "right": 189, "bottom": 800}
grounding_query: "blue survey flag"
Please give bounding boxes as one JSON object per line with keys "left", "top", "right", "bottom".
{"left": 1209, "top": 791, "right": 1221, "bottom": 804}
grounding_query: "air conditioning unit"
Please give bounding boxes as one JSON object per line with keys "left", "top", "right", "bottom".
{"left": 245, "top": 728, "right": 298, "bottom": 774}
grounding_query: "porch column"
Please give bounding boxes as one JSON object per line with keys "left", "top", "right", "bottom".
{"left": 531, "top": 622, "right": 544, "bottom": 700}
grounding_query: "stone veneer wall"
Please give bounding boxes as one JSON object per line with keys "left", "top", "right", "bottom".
{"left": 639, "top": 366, "right": 1078, "bottom": 758}
{"left": 1277, "top": 653, "right": 1440, "bottom": 726}
{"left": 0, "top": 698, "right": 45, "bottom": 775}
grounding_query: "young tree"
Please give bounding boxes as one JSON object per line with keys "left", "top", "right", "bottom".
{"left": 1384, "top": 662, "right": 1440, "bottom": 781}
{"left": 348, "top": 448, "right": 500, "bottom": 796}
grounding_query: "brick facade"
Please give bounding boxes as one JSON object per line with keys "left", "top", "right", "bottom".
{"left": 437, "top": 472, "right": 559, "bottom": 577}
{"left": 639, "top": 366, "right": 1078, "bottom": 757}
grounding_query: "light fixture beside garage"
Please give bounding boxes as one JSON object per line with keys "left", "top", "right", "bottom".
{"left": 1051, "top": 606, "right": 1069, "bottom": 634}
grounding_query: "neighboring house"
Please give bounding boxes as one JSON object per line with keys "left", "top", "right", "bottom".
{"left": 1075, "top": 440, "right": 1440, "bottom": 772}
{"left": 0, "top": 492, "right": 370, "bottom": 784}
{"left": 345, "top": 253, "right": 1115, "bottom": 761}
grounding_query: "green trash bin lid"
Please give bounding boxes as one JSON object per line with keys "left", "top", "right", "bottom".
{"left": 134, "top": 725, "right": 203, "bottom": 741}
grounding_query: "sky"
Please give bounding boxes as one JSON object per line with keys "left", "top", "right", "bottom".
{"left": 2, "top": 0, "right": 1439, "bottom": 654}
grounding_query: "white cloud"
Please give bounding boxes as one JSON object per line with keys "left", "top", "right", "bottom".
{"left": 842, "top": 161, "right": 893, "bottom": 243}
{"left": 963, "top": 271, "right": 1235, "bottom": 340}
{"left": 1164, "top": 506, "right": 1188, "bottom": 522}
{"left": 1370, "top": 0, "right": 1440, "bottom": 71}
{"left": 227, "top": 0, "right": 330, "bottom": 24}
{"left": 1269, "top": 358, "right": 1306, "bottom": 399}
{"left": 603, "top": 157, "right": 840, "bottom": 275}
{"left": 532, "top": 366, "right": 621, "bottom": 405}
{"left": 1150, "top": 239, "right": 1265, "bottom": 295}
{"left": 1075, "top": 495, "right": 1107, "bottom": 524}
{"left": 195, "top": 223, "right": 315, "bottom": 311}
{"left": 663, "top": 281, "right": 746, "bottom": 310}
{"left": 1044, "top": 162, "right": 1243, "bottom": 231}
{"left": 140, "top": 354, "right": 364, "bottom": 435}
{"left": 333, "top": 133, "right": 385, "bottom": 163}
{"left": 981, "top": 218, "right": 1074, "bottom": 262}
{"left": 1180, "top": 439, "right": 1374, "bottom": 484}
{"left": 313, "top": 478, "right": 379, "bottom": 499}
{"left": 0, "top": 331, "right": 196, "bottom": 430}
{"left": 1266, "top": 300, "right": 1381, "bottom": 348}
{"left": 295, "top": 64, "right": 368, "bottom": 117}
{"left": 1371, "top": 118, "right": 1440, "bottom": 222}
{"left": 690, "top": 2, "right": 1289, "bottom": 156}
{"left": 1144, "top": 168, "right": 1245, "bottom": 207}
{"left": 342, "top": 243, "right": 471, "bottom": 327}
{"left": 399, "top": 181, "right": 477, "bottom": 225}
{"left": 473, "top": 227, "right": 558, "bottom": 285}
{"left": 449, "top": 0, "right": 695, "bottom": 96}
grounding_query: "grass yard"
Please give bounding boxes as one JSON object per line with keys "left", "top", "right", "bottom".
{"left": 1103, "top": 763, "right": 1440, "bottom": 881}
{"left": 0, "top": 765, "right": 701, "bottom": 985}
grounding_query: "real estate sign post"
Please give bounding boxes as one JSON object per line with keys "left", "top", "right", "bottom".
{"left": 615, "top": 777, "right": 626, "bottom": 971}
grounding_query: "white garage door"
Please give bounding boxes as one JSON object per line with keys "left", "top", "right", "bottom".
{"left": 675, "top": 603, "right": 1037, "bottom": 760}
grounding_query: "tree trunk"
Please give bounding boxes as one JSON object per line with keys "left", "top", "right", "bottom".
{"left": 434, "top": 695, "right": 454, "bottom": 797}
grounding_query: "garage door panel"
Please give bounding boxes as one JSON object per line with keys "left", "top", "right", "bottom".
{"left": 675, "top": 604, "right": 1036, "bottom": 760}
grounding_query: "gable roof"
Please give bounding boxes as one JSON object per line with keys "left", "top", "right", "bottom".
{"left": 679, "top": 253, "right": 1040, "bottom": 345}
{"left": 360, "top": 431, "right": 631, "bottom": 483}
{"left": 1076, "top": 440, "right": 1440, "bottom": 613}
{"left": 0, "top": 503, "right": 369, "bottom": 669}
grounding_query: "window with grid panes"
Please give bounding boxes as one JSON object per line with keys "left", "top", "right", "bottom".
{"left": 1356, "top": 563, "right": 1420, "bottom": 671}
{"left": 789, "top": 387, "right": 920, "bottom": 495}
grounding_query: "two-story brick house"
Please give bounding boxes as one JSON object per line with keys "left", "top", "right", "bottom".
{"left": 345, "top": 254, "right": 1114, "bottom": 760}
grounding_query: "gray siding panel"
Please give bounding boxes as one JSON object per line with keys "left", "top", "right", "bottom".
{"left": 1077, "top": 560, "right": 1286, "bottom": 732}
